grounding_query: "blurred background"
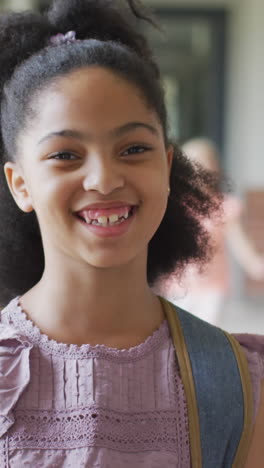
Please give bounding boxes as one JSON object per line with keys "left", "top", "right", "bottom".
{"left": 1, "top": 0, "right": 263, "bottom": 332}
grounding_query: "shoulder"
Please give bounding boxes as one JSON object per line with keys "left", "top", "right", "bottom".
{"left": 0, "top": 299, "right": 33, "bottom": 437}
{"left": 234, "top": 333, "right": 264, "bottom": 380}
{"left": 234, "top": 333, "right": 264, "bottom": 415}
{"left": 233, "top": 334, "right": 264, "bottom": 467}
{"left": 244, "top": 379, "right": 264, "bottom": 467}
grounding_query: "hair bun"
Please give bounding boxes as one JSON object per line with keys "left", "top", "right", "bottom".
{"left": 0, "top": 12, "right": 54, "bottom": 89}
{"left": 47, "top": 0, "right": 155, "bottom": 64}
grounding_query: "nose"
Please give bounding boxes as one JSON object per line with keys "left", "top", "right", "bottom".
{"left": 82, "top": 153, "right": 125, "bottom": 195}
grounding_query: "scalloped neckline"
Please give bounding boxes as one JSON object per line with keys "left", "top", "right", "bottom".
{"left": 4, "top": 296, "right": 170, "bottom": 360}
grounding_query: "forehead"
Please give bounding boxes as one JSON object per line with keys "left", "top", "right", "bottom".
{"left": 31, "top": 67, "right": 161, "bottom": 136}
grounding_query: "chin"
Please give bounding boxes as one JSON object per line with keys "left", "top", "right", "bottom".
{"left": 83, "top": 250, "right": 141, "bottom": 271}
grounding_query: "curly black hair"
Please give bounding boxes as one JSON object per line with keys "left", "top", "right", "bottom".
{"left": 0, "top": 0, "right": 222, "bottom": 305}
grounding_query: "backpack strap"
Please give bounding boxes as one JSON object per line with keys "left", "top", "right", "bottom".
{"left": 160, "top": 297, "right": 254, "bottom": 468}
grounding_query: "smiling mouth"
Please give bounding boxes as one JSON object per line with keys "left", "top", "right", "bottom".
{"left": 75, "top": 206, "right": 136, "bottom": 227}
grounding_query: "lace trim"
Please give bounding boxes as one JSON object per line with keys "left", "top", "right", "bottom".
{"left": 9, "top": 407, "right": 179, "bottom": 453}
{"left": 0, "top": 437, "right": 8, "bottom": 468}
{"left": 1, "top": 297, "right": 170, "bottom": 361}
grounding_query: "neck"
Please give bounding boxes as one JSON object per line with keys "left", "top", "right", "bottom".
{"left": 20, "top": 254, "right": 164, "bottom": 346}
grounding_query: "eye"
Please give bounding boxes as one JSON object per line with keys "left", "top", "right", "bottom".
{"left": 48, "top": 151, "right": 79, "bottom": 161}
{"left": 121, "top": 145, "right": 152, "bottom": 156}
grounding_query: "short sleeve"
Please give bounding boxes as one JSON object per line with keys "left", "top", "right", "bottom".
{"left": 0, "top": 323, "right": 33, "bottom": 437}
{"left": 233, "top": 333, "right": 264, "bottom": 422}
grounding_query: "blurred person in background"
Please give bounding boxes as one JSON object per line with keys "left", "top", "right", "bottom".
{"left": 156, "top": 137, "right": 264, "bottom": 326}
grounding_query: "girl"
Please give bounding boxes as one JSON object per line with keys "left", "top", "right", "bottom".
{"left": 0, "top": 1, "right": 263, "bottom": 466}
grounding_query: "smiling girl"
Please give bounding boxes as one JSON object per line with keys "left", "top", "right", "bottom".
{"left": 0, "top": 1, "right": 263, "bottom": 467}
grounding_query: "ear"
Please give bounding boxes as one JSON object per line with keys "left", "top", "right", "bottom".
{"left": 166, "top": 144, "right": 174, "bottom": 175}
{"left": 4, "top": 162, "right": 34, "bottom": 213}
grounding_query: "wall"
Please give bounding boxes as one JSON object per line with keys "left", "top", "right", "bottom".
{"left": 146, "top": 0, "right": 263, "bottom": 190}
{"left": 225, "top": 0, "right": 264, "bottom": 190}
{"left": 2, "top": 0, "right": 36, "bottom": 8}
{"left": 146, "top": 0, "right": 237, "bottom": 6}
{"left": 225, "top": 0, "right": 264, "bottom": 296}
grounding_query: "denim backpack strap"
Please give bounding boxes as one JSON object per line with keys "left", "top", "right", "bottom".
{"left": 160, "top": 297, "right": 254, "bottom": 468}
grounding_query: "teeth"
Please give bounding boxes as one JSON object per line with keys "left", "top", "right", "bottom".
{"left": 83, "top": 213, "right": 91, "bottom": 224}
{"left": 79, "top": 207, "right": 133, "bottom": 226}
{"left": 97, "top": 216, "right": 108, "bottom": 226}
{"left": 109, "top": 214, "right": 119, "bottom": 224}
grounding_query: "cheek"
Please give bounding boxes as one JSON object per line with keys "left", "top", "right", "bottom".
{"left": 49, "top": 168, "right": 77, "bottom": 195}
{"left": 144, "top": 161, "right": 169, "bottom": 200}
{"left": 140, "top": 167, "right": 169, "bottom": 229}
{"left": 30, "top": 173, "right": 74, "bottom": 218}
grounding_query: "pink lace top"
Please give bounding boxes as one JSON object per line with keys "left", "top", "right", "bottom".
{"left": 0, "top": 297, "right": 263, "bottom": 468}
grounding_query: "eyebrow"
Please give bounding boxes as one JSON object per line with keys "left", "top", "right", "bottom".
{"left": 37, "top": 122, "right": 159, "bottom": 145}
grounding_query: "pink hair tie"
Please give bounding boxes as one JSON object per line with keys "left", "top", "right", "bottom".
{"left": 49, "top": 30, "right": 79, "bottom": 46}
